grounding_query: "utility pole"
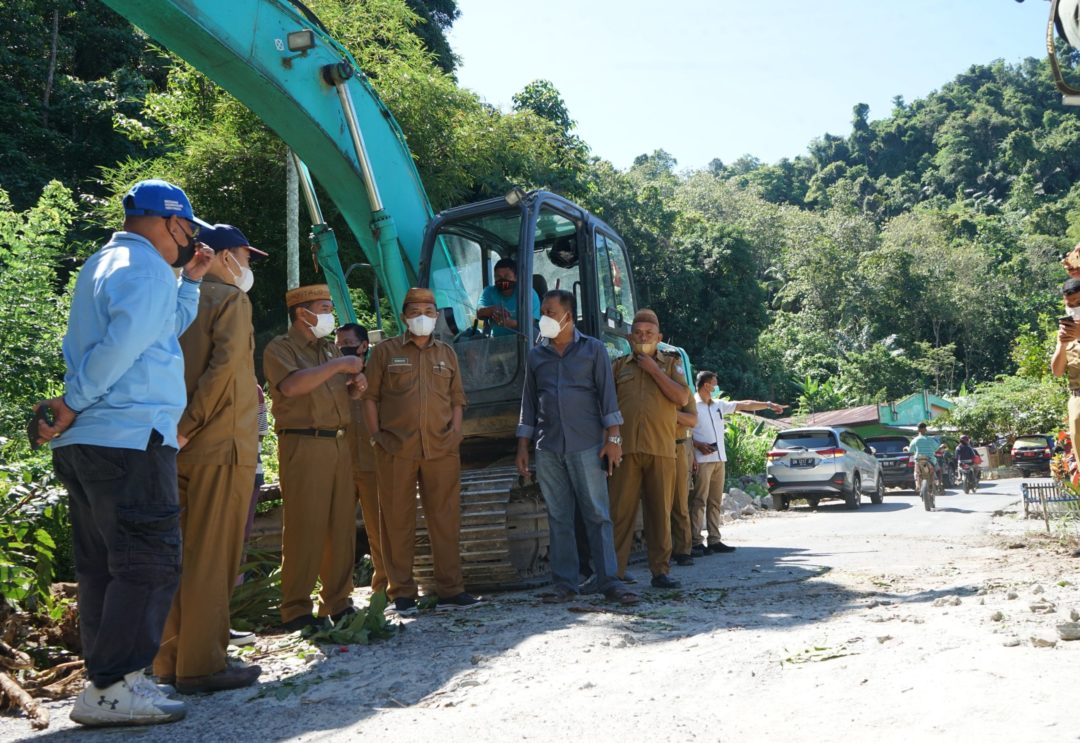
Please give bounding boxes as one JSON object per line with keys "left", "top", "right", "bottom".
{"left": 286, "top": 148, "right": 299, "bottom": 292}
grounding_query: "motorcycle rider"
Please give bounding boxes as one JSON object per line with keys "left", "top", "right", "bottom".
{"left": 908, "top": 422, "right": 942, "bottom": 499}
{"left": 955, "top": 434, "right": 979, "bottom": 485}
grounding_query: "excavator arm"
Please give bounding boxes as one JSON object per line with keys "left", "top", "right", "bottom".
{"left": 100, "top": 0, "right": 434, "bottom": 325}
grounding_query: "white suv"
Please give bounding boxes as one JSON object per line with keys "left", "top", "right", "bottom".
{"left": 766, "top": 427, "right": 885, "bottom": 510}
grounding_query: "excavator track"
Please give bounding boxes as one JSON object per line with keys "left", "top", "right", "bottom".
{"left": 413, "top": 466, "right": 550, "bottom": 591}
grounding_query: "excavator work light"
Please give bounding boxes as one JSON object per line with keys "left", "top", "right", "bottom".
{"left": 287, "top": 29, "right": 315, "bottom": 52}
{"left": 503, "top": 187, "right": 526, "bottom": 206}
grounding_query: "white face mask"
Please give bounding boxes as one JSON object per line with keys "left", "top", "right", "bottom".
{"left": 538, "top": 313, "right": 567, "bottom": 339}
{"left": 406, "top": 314, "right": 436, "bottom": 337}
{"left": 304, "top": 311, "right": 336, "bottom": 339}
{"left": 1068, "top": 305, "right": 1080, "bottom": 322}
{"left": 225, "top": 251, "right": 254, "bottom": 293}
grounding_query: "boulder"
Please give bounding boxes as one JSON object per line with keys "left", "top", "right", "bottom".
{"left": 723, "top": 487, "right": 755, "bottom": 513}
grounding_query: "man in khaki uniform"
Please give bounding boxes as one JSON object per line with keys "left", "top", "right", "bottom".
{"left": 263, "top": 285, "right": 366, "bottom": 631}
{"left": 152, "top": 224, "right": 265, "bottom": 694}
{"left": 608, "top": 309, "right": 690, "bottom": 589}
{"left": 670, "top": 392, "right": 698, "bottom": 567}
{"left": 363, "top": 287, "right": 481, "bottom": 614}
{"left": 335, "top": 323, "right": 386, "bottom": 594}
{"left": 1052, "top": 279, "right": 1080, "bottom": 449}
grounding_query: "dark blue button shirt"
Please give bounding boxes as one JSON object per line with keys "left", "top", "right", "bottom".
{"left": 517, "top": 330, "right": 623, "bottom": 454}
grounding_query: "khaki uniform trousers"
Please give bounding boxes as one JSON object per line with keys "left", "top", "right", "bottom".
{"left": 355, "top": 469, "right": 387, "bottom": 594}
{"left": 670, "top": 440, "right": 693, "bottom": 556}
{"left": 375, "top": 448, "right": 464, "bottom": 600}
{"left": 1070, "top": 396, "right": 1080, "bottom": 462}
{"left": 153, "top": 462, "right": 254, "bottom": 679}
{"left": 691, "top": 460, "right": 726, "bottom": 546}
{"left": 609, "top": 452, "right": 674, "bottom": 577}
{"left": 279, "top": 434, "right": 355, "bottom": 623}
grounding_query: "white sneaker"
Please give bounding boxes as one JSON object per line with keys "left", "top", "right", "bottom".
{"left": 70, "top": 670, "right": 186, "bottom": 726}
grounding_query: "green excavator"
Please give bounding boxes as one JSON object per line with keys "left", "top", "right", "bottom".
{"left": 100, "top": 0, "right": 691, "bottom": 589}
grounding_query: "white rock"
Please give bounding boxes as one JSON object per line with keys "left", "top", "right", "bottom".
{"left": 1056, "top": 622, "right": 1080, "bottom": 641}
{"left": 1030, "top": 601, "right": 1057, "bottom": 614}
{"left": 724, "top": 488, "right": 754, "bottom": 513}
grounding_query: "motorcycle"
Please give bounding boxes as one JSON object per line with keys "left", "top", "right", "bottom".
{"left": 935, "top": 447, "right": 955, "bottom": 488}
{"left": 916, "top": 457, "right": 939, "bottom": 511}
{"left": 958, "top": 459, "right": 979, "bottom": 494}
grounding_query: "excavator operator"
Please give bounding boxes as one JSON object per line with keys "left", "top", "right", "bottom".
{"left": 475, "top": 257, "right": 541, "bottom": 337}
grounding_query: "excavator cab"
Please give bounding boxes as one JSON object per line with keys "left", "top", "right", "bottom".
{"left": 420, "top": 190, "right": 640, "bottom": 447}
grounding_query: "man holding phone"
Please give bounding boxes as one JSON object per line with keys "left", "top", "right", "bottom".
{"left": 689, "top": 371, "right": 784, "bottom": 556}
{"left": 516, "top": 290, "right": 636, "bottom": 604}
{"left": 1051, "top": 278, "right": 1080, "bottom": 450}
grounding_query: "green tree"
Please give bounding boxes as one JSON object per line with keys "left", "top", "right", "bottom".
{"left": 0, "top": 181, "right": 76, "bottom": 452}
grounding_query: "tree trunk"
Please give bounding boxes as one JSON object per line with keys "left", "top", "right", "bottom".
{"left": 42, "top": 7, "right": 60, "bottom": 127}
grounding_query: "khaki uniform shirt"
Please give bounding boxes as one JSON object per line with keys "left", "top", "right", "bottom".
{"left": 362, "top": 333, "right": 466, "bottom": 460}
{"left": 1068, "top": 341, "right": 1080, "bottom": 391}
{"left": 612, "top": 351, "right": 686, "bottom": 459}
{"left": 263, "top": 323, "right": 351, "bottom": 431}
{"left": 677, "top": 392, "right": 698, "bottom": 441}
{"left": 176, "top": 275, "right": 258, "bottom": 466}
{"left": 348, "top": 397, "right": 376, "bottom": 473}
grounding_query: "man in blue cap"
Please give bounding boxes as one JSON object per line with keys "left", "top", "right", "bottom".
{"left": 152, "top": 224, "right": 267, "bottom": 695}
{"left": 34, "top": 179, "right": 214, "bottom": 727}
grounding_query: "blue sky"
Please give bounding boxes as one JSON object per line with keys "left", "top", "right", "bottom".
{"left": 448, "top": 0, "right": 1052, "bottom": 171}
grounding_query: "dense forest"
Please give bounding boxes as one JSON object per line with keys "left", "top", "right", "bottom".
{"left": 3, "top": 0, "right": 1080, "bottom": 450}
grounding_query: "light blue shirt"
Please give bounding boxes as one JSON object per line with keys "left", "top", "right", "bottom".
{"left": 908, "top": 434, "right": 940, "bottom": 460}
{"left": 478, "top": 284, "right": 541, "bottom": 337}
{"left": 54, "top": 231, "right": 200, "bottom": 450}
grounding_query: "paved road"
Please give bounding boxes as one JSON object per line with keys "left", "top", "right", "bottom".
{"left": 709, "top": 477, "right": 1024, "bottom": 578}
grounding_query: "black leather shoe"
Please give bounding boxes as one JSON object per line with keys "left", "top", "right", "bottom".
{"left": 672, "top": 554, "right": 695, "bottom": 567}
{"left": 329, "top": 605, "right": 357, "bottom": 623}
{"left": 690, "top": 544, "right": 708, "bottom": 558}
{"left": 278, "top": 614, "right": 317, "bottom": 633}
{"left": 708, "top": 542, "right": 736, "bottom": 554}
{"left": 650, "top": 574, "right": 681, "bottom": 589}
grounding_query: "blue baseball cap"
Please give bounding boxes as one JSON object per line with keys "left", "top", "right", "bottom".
{"left": 122, "top": 179, "right": 210, "bottom": 229}
{"left": 199, "top": 223, "right": 268, "bottom": 259}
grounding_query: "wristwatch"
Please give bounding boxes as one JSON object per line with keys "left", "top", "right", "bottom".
{"left": 607, "top": 435, "right": 622, "bottom": 446}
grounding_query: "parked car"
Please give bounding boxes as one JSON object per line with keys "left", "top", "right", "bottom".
{"left": 864, "top": 435, "right": 915, "bottom": 490}
{"left": 1011, "top": 434, "right": 1055, "bottom": 477}
{"left": 766, "top": 426, "right": 885, "bottom": 510}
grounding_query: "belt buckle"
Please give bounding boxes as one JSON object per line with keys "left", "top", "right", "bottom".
{"left": 336, "top": 429, "right": 345, "bottom": 439}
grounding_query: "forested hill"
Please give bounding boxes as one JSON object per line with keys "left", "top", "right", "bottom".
{"left": 592, "top": 54, "right": 1080, "bottom": 406}
{"left": 2, "top": 0, "right": 1080, "bottom": 440}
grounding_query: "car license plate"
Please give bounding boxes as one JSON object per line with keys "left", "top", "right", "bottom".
{"left": 883, "top": 461, "right": 898, "bottom": 468}
{"left": 1024, "top": 452, "right": 1037, "bottom": 457}
{"left": 791, "top": 458, "right": 814, "bottom": 467}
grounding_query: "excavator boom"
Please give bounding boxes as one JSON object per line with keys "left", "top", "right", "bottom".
{"left": 100, "top": 0, "right": 432, "bottom": 321}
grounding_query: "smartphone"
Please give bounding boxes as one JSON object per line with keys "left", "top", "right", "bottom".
{"left": 600, "top": 454, "right": 610, "bottom": 473}
{"left": 1059, "top": 316, "right": 1075, "bottom": 325}
{"left": 27, "top": 405, "right": 54, "bottom": 451}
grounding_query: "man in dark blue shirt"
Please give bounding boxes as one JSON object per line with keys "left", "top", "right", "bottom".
{"left": 516, "top": 290, "right": 637, "bottom": 604}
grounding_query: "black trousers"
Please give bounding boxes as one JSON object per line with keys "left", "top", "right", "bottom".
{"left": 52, "top": 432, "right": 181, "bottom": 688}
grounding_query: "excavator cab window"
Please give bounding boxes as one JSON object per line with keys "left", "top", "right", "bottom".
{"left": 594, "top": 230, "right": 636, "bottom": 359}
{"left": 532, "top": 208, "right": 584, "bottom": 325}
{"left": 427, "top": 209, "right": 525, "bottom": 393}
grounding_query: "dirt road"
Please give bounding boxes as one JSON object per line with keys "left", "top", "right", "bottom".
{"left": 6, "top": 477, "right": 1079, "bottom": 742}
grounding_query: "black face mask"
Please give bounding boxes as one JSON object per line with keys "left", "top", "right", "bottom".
{"left": 495, "top": 279, "right": 516, "bottom": 293}
{"left": 339, "top": 346, "right": 360, "bottom": 357}
{"left": 170, "top": 222, "right": 197, "bottom": 268}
